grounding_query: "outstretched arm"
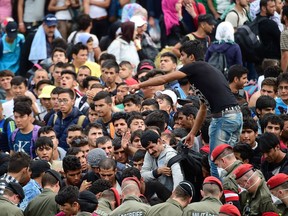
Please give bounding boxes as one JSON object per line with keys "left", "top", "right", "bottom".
{"left": 131, "top": 71, "right": 187, "bottom": 91}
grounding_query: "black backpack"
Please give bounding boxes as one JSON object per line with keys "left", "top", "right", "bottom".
{"left": 207, "top": 51, "right": 228, "bottom": 78}
{"left": 167, "top": 141, "right": 204, "bottom": 202}
{"left": 234, "top": 16, "right": 267, "bottom": 63}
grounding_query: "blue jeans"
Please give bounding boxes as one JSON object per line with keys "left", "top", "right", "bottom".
{"left": 209, "top": 111, "right": 243, "bottom": 178}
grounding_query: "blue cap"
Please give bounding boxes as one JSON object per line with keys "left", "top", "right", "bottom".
{"left": 43, "top": 14, "right": 57, "bottom": 26}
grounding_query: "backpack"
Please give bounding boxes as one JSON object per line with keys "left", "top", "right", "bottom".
{"left": 167, "top": 142, "right": 204, "bottom": 202}
{"left": 66, "top": 31, "right": 78, "bottom": 62}
{"left": 234, "top": 16, "right": 267, "bottom": 63}
{"left": 207, "top": 51, "right": 229, "bottom": 78}
{"left": 11, "top": 125, "right": 41, "bottom": 158}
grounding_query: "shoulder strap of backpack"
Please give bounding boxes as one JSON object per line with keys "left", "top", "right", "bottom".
{"left": 186, "top": 33, "right": 195, "bottom": 41}
{"left": 3, "top": 118, "right": 13, "bottom": 133}
{"left": 229, "top": 9, "right": 240, "bottom": 27}
{"left": 11, "top": 128, "right": 20, "bottom": 144}
{"left": 32, "top": 125, "right": 41, "bottom": 142}
{"left": 71, "top": 31, "right": 78, "bottom": 44}
{"left": 167, "top": 153, "right": 183, "bottom": 168}
{"left": 77, "top": 115, "right": 86, "bottom": 127}
{"left": 53, "top": 113, "right": 58, "bottom": 126}
{"left": 0, "top": 37, "right": 3, "bottom": 59}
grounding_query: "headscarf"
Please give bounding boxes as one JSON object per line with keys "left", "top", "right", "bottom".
{"left": 121, "top": 3, "right": 147, "bottom": 22}
{"left": 76, "top": 33, "right": 93, "bottom": 45}
{"left": 162, "top": 0, "right": 180, "bottom": 36}
{"left": 121, "top": 21, "right": 135, "bottom": 43}
{"left": 215, "top": 21, "right": 235, "bottom": 42}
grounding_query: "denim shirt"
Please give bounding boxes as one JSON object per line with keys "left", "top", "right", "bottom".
{"left": 20, "top": 179, "right": 42, "bottom": 210}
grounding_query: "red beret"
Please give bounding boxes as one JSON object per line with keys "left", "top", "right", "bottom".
{"left": 211, "top": 144, "right": 232, "bottom": 162}
{"left": 110, "top": 187, "right": 121, "bottom": 207}
{"left": 203, "top": 176, "right": 223, "bottom": 191}
{"left": 219, "top": 204, "right": 241, "bottom": 216}
{"left": 200, "top": 145, "right": 210, "bottom": 154}
{"left": 267, "top": 173, "right": 288, "bottom": 190}
{"left": 262, "top": 213, "right": 279, "bottom": 216}
{"left": 233, "top": 164, "right": 253, "bottom": 180}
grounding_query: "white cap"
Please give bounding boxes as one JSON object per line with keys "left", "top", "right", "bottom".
{"left": 130, "top": 15, "right": 147, "bottom": 27}
{"left": 155, "top": 89, "right": 178, "bottom": 106}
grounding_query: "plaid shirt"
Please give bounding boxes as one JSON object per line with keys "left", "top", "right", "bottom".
{"left": 0, "top": 173, "right": 18, "bottom": 195}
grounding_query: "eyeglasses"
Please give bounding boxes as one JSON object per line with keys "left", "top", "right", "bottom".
{"left": 57, "top": 99, "right": 69, "bottom": 104}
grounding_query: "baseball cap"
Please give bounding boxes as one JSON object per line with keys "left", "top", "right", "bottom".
{"left": 5, "top": 21, "right": 18, "bottom": 39}
{"left": 178, "top": 180, "right": 194, "bottom": 197}
{"left": 198, "top": 14, "right": 217, "bottom": 25}
{"left": 155, "top": 89, "right": 178, "bottom": 106}
{"left": 45, "top": 169, "right": 64, "bottom": 188}
{"left": 267, "top": 173, "right": 288, "bottom": 190}
{"left": 219, "top": 204, "right": 241, "bottom": 216}
{"left": 87, "top": 148, "right": 107, "bottom": 168}
{"left": 38, "top": 85, "right": 56, "bottom": 99}
{"left": 130, "top": 15, "right": 147, "bottom": 27}
{"left": 43, "top": 14, "right": 58, "bottom": 27}
{"left": 30, "top": 160, "right": 50, "bottom": 176}
{"left": 233, "top": 164, "right": 254, "bottom": 180}
{"left": 211, "top": 144, "right": 232, "bottom": 162}
{"left": 203, "top": 176, "right": 223, "bottom": 191}
{"left": 6, "top": 182, "right": 25, "bottom": 201}
{"left": 137, "top": 60, "right": 155, "bottom": 72}
{"left": 177, "top": 95, "right": 200, "bottom": 108}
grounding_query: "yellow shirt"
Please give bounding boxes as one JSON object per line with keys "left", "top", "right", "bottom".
{"left": 75, "top": 61, "right": 101, "bottom": 78}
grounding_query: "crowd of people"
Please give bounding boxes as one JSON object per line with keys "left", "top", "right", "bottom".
{"left": 0, "top": 0, "right": 288, "bottom": 215}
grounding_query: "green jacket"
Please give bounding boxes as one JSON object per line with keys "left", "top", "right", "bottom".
{"left": 0, "top": 196, "right": 24, "bottom": 216}
{"left": 241, "top": 178, "right": 278, "bottom": 215}
{"left": 146, "top": 198, "right": 183, "bottom": 216}
{"left": 109, "top": 195, "right": 150, "bottom": 216}
{"left": 95, "top": 198, "right": 113, "bottom": 216}
{"left": 183, "top": 196, "right": 222, "bottom": 216}
{"left": 24, "top": 188, "right": 59, "bottom": 216}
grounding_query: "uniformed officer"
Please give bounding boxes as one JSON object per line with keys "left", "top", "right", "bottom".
{"left": 109, "top": 177, "right": 150, "bottom": 216}
{"left": 183, "top": 176, "right": 223, "bottom": 216}
{"left": 211, "top": 144, "right": 242, "bottom": 208}
{"left": 146, "top": 180, "right": 194, "bottom": 216}
{"left": 0, "top": 182, "right": 25, "bottom": 216}
{"left": 233, "top": 164, "right": 278, "bottom": 215}
{"left": 267, "top": 173, "right": 288, "bottom": 216}
{"left": 219, "top": 204, "right": 241, "bottom": 216}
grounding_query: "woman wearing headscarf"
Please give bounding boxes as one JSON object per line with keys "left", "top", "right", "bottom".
{"left": 205, "top": 21, "right": 242, "bottom": 67}
{"left": 107, "top": 21, "right": 140, "bottom": 69}
{"left": 160, "top": 0, "right": 188, "bottom": 48}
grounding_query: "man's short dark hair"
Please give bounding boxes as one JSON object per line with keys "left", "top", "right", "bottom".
{"left": 145, "top": 110, "right": 168, "bottom": 132}
{"left": 0, "top": 70, "right": 15, "bottom": 78}
{"left": 258, "top": 132, "right": 280, "bottom": 153}
{"left": 93, "top": 91, "right": 112, "bottom": 103}
{"left": 160, "top": 52, "right": 177, "bottom": 64}
{"left": 130, "top": 129, "right": 143, "bottom": 143}
{"left": 227, "top": 65, "right": 249, "bottom": 83}
{"left": 112, "top": 112, "right": 127, "bottom": 124}
{"left": 127, "top": 114, "right": 144, "bottom": 128}
{"left": 55, "top": 185, "right": 79, "bottom": 205}
{"left": 36, "top": 79, "right": 52, "bottom": 90}
{"left": 96, "top": 136, "right": 111, "bottom": 147}
{"left": 177, "top": 104, "right": 199, "bottom": 118}
{"left": 180, "top": 40, "right": 204, "bottom": 61}
{"left": 99, "top": 53, "right": 116, "bottom": 63}
{"left": 99, "top": 158, "right": 116, "bottom": 170}
{"left": 67, "top": 124, "right": 83, "bottom": 133}
{"left": 13, "top": 102, "right": 32, "bottom": 116}
{"left": 260, "top": 113, "right": 284, "bottom": 133}
{"left": 112, "top": 137, "right": 122, "bottom": 151}
{"left": 121, "top": 167, "right": 142, "bottom": 181}
{"left": 52, "top": 47, "right": 67, "bottom": 58}
{"left": 140, "top": 130, "right": 160, "bottom": 148}
{"left": 260, "top": 0, "right": 275, "bottom": 8}
{"left": 63, "top": 155, "right": 81, "bottom": 173}
{"left": 8, "top": 152, "right": 31, "bottom": 173}
{"left": 71, "top": 43, "right": 88, "bottom": 56}
{"left": 261, "top": 77, "right": 277, "bottom": 93}
{"left": 255, "top": 95, "right": 276, "bottom": 110}
{"left": 141, "top": 98, "right": 159, "bottom": 110}
{"left": 101, "top": 60, "right": 119, "bottom": 73}
{"left": 233, "top": 143, "right": 254, "bottom": 162}
{"left": 71, "top": 136, "right": 89, "bottom": 148}
{"left": 35, "top": 136, "right": 53, "bottom": 149}
{"left": 242, "top": 118, "right": 258, "bottom": 132}
{"left": 58, "top": 88, "right": 75, "bottom": 100}
{"left": 82, "top": 76, "right": 100, "bottom": 89}
{"left": 38, "top": 126, "right": 56, "bottom": 137}
{"left": 14, "top": 96, "right": 33, "bottom": 106}
{"left": 61, "top": 70, "right": 77, "bottom": 80}
{"left": 89, "top": 179, "right": 112, "bottom": 195}
{"left": 11, "top": 76, "right": 27, "bottom": 87}
{"left": 264, "top": 66, "right": 282, "bottom": 78}
{"left": 84, "top": 122, "right": 104, "bottom": 135}
{"left": 123, "top": 94, "right": 142, "bottom": 106}
{"left": 132, "top": 149, "right": 146, "bottom": 162}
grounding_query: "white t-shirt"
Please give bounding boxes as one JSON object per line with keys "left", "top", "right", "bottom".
{"left": 89, "top": 1, "right": 107, "bottom": 19}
